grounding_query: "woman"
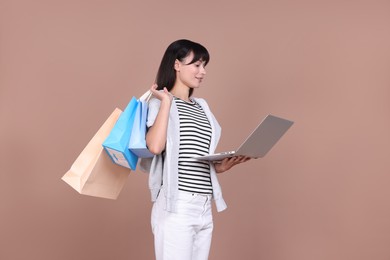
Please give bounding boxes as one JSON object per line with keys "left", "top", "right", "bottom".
{"left": 140, "top": 39, "right": 250, "bottom": 260}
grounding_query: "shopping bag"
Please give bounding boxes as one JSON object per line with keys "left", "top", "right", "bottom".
{"left": 62, "top": 108, "right": 130, "bottom": 200}
{"left": 129, "top": 91, "right": 154, "bottom": 158}
{"left": 102, "top": 98, "right": 138, "bottom": 170}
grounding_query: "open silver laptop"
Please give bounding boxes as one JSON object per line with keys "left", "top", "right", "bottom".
{"left": 194, "top": 114, "right": 294, "bottom": 161}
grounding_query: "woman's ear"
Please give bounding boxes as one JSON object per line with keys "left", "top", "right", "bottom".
{"left": 174, "top": 59, "right": 180, "bottom": 72}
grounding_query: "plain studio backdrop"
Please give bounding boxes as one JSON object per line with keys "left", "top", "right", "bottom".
{"left": 1, "top": 0, "right": 390, "bottom": 259}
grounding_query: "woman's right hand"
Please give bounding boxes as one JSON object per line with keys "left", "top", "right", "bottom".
{"left": 150, "top": 84, "right": 172, "bottom": 104}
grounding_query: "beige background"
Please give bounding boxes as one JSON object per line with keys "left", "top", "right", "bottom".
{"left": 1, "top": 0, "right": 390, "bottom": 259}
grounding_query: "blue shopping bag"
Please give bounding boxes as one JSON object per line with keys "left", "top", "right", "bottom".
{"left": 103, "top": 97, "right": 139, "bottom": 170}
{"left": 129, "top": 94, "right": 154, "bottom": 158}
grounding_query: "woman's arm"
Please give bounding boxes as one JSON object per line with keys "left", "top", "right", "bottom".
{"left": 214, "top": 156, "right": 251, "bottom": 174}
{"left": 146, "top": 84, "right": 173, "bottom": 155}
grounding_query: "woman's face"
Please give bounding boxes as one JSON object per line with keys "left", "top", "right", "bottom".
{"left": 175, "top": 52, "right": 207, "bottom": 89}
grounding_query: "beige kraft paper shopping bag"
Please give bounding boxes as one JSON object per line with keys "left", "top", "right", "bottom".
{"left": 62, "top": 108, "right": 130, "bottom": 199}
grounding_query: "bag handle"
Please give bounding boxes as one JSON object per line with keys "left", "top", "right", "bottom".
{"left": 139, "top": 90, "right": 152, "bottom": 102}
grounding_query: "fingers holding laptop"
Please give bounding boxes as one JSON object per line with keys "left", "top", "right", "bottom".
{"left": 214, "top": 156, "right": 251, "bottom": 174}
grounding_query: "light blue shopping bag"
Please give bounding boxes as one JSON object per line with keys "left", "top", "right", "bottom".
{"left": 103, "top": 97, "right": 139, "bottom": 170}
{"left": 128, "top": 92, "right": 154, "bottom": 158}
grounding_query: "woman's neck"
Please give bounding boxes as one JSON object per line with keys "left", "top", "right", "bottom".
{"left": 170, "top": 84, "right": 190, "bottom": 102}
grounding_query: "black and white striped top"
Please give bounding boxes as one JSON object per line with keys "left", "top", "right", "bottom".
{"left": 175, "top": 97, "right": 213, "bottom": 194}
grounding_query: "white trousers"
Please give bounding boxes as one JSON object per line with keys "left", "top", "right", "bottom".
{"left": 151, "top": 190, "right": 214, "bottom": 260}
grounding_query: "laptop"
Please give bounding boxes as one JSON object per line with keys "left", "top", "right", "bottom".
{"left": 194, "top": 114, "right": 294, "bottom": 161}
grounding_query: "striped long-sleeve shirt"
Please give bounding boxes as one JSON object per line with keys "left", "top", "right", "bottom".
{"left": 174, "top": 97, "right": 213, "bottom": 194}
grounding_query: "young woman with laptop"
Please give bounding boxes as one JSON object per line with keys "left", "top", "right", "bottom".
{"left": 140, "top": 39, "right": 251, "bottom": 260}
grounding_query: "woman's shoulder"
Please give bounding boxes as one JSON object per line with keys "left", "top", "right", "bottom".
{"left": 192, "top": 96, "right": 207, "bottom": 104}
{"left": 148, "top": 97, "right": 161, "bottom": 107}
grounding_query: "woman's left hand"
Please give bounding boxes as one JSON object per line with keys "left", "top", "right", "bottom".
{"left": 214, "top": 156, "right": 252, "bottom": 174}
